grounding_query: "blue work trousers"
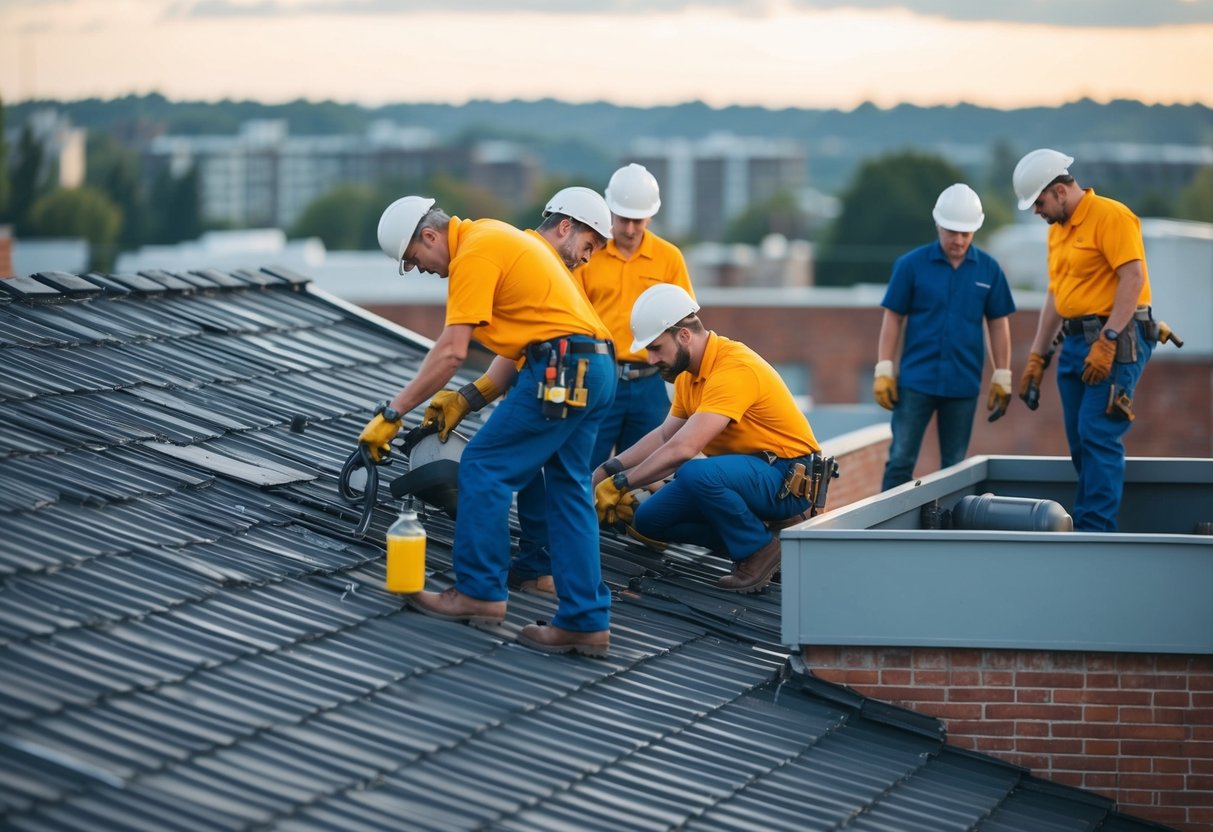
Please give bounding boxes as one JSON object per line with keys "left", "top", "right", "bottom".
{"left": 512, "top": 472, "right": 550, "bottom": 580}
{"left": 882, "top": 387, "right": 977, "bottom": 491}
{"left": 590, "top": 371, "right": 670, "bottom": 469}
{"left": 453, "top": 338, "right": 616, "bottom": 632}
{"left": 1056, "top": 321, "right": 1152, "bottom": 531}
{"left": 633, "top": 454, "right": 813, "bottom": 560}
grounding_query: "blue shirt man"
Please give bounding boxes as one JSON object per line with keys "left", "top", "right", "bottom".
{"left": 874, "top": 184, "right": 1016, "bottom": 491}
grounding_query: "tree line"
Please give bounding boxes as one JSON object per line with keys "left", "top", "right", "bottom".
{"left": 3, "top": 95, "right": 1211, "bottom": 282}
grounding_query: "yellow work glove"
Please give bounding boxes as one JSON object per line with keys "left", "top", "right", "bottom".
{"left": 872, "top": 360, "right": 898, "bottom": 411}
{"left": 1081, "top": 337, "right": 1117, "bottom": 385}
{"left": 594, "top": 476, "right": 623, "bottom": 525}
{"left": 987, "top": 368, "right": 1012, "bottom": 422}
{"left": 614, "top": 489, "right": 639, "bottom": 526}
{"left": 421, "top": 375, "right": 500, "bottom": 442}
{"left": 358, "top": 404, "right": 402, "bottom": 463}
{"left": 591, "top": 475, "right": 640, "bottom": 528}
{"left": 1018, "top": 352, "right": 1046, "bottom": 404}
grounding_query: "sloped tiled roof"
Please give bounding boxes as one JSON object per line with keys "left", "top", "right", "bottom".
{"left": 0, "top": 269, "right": 1170, "bottom": 831}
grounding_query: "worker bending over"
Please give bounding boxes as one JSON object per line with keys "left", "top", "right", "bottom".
{"left": 362, "top": 196, "right": 616, "bottom": 656}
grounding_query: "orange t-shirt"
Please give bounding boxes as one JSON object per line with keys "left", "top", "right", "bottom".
{"left": 671, "top": 332, "right": 819, "bottom": 459}
{"left": 444, "top": 218, "right": 609, "bottom": 359}
{"left": 1048, "top": 189, "right": 1152, "bottom": 318}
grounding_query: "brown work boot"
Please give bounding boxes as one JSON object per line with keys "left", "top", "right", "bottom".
{"left": 517, "top": 623, "right": 609, "bottom": 658}
{"left": 508, "top": 572, "right": 557, "bottom": 598}
{"left": 717, "top": 537, "right": 782, "bottom": 593}
{"left": 405, "top": 587, "right": 506, "bottom": 628}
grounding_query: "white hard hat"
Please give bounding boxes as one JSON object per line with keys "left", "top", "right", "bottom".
{"left": 1013, "top": 148, "right": 1074, "bottom": 210}
{"left": 543, "top": 186, "right": 613, "bottom": 240}
{"left": 630, "top": 284, "right": 700, "bottom": 353}
{"left": 932, "top": 183, "right": 985, "bottom": 232}
{"left": 377, "top": 195, "right": 436, "bottom": 274}
{"left": 605, "top": 163, "right": 661, "bottom": 219}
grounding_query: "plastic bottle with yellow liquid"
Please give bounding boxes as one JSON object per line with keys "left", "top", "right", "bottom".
{"left": 385, "top": 499, "right": 427, "bottom": 593}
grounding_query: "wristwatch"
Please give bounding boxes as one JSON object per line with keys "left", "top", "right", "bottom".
{"left": 1102, "top": 329, "right": 1119, "bottom": 341}
{"left": 612, "top": 472, "right": 630, "bottom": 492}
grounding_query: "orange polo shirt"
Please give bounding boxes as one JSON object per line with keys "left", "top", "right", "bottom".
{"left": 1048, "top": 189, "right": 1152, "bottom": 318}
{"left": 671, "top": 332, "right": 819, "bottom": 459}
{"left": 444, "top": 217, "right": 609, "bottom": 359}
{"left": 574, "top": 230, "right": 693, "bottom": 364}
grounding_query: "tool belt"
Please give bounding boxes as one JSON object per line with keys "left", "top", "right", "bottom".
{"left": 773, "top": 451, "right": 840, "bottom": 517}
{"left": 525, "top": 338, "right": 612, "bottom": 364}
{"left": 1062, "top": 307, "right": 1152, "bottom": 364}
{"left": 527, "top": 337, "right": 612, "bottom": 420}
{"left": 1060, "top": 306, "right": 1152, "bottom": 338}
{"left": 618, "top": 362, "right": 660, "bottom": 381}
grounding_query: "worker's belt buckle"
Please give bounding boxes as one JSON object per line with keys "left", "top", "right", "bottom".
{"left": 566, "top": 339, "right": 612, "bottom": 356}
{"left": 619, "top": 362, "right": 659, "bottom": 381}
{"left": 1061, "top": 315, "right": 1108, "bottom": 338}
{"left": 526, "top": 338, "right": 612, "bottom": 365}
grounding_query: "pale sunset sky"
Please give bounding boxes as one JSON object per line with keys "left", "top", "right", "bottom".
{"left": 2, "top": 0, "right": 1211, "bottom": 110}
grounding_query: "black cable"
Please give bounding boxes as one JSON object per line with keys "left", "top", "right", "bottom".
{"left": 338, "top": 444, "right": 378, "bottom": 538}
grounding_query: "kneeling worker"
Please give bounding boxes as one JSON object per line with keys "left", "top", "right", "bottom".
{"left": 591, "top": 285, "right": 824, "bottom": 593}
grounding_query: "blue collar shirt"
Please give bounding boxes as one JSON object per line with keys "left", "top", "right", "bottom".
{"left": 880, "top": 240, "right": 1016, "bottom": 398}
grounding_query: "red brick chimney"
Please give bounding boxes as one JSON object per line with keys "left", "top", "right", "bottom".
{"left": 805, "top": 645, "right": 1213, "bottom": 831}
{"left": 0, "top": 225, "right": 13, "bottom": 278}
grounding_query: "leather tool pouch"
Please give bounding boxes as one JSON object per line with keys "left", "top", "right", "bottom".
{"left": 809, "top": 454, "right": 839, "bottom": 513}
{"left": 778, "top": 453, "right": 840, "bottom": 515}
{"left": 1106, "top": 384, "right": 1135, "bottom": 421}
{"left": 780, "top": 463, "right": 810, "bottom": 499}
{"left": 1114, "top": 326, "right": 1138, "bottom": 364}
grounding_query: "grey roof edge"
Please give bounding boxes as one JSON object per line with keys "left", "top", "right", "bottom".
{"left": 787, "top": 654, "right": 945, "bottom": 742}
{"left": 305, "top": 280, "right": 439, "bottom": 351}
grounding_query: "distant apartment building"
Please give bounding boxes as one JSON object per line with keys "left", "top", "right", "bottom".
{"left": 1072, "top": 142, "right": 1213, "bottom": 202}
{"left": 627, "top": 133, "right": 807, "bottom": 242}
{"left": 141, "top": 120, "right": 541, "bottom": 230}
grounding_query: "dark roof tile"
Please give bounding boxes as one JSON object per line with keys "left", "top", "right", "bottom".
{"left": 105, "top": 273, "right": 167, "bottom": 295}
{"left": 31, "top": 271, "right": 105, "bottom": 298}
{"left": 0, "top": 274, "right": 62, "bottom": 300}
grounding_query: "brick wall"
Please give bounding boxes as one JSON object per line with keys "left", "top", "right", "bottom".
{"left": 819, "top": 426, "right": 889, "bottom": 511}
{"left": 805, "top": 645, "right": 1213, "bottom": 831}
{"left": 0, "top": 226, "right": 13, "bottom": 279}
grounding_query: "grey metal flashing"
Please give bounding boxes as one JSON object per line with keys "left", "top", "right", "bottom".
{"left": 782, "top": 455, "right": 1213, "bottom": 653}
{"left": 0, "top": 272, "right": 1173, "bottom": 832}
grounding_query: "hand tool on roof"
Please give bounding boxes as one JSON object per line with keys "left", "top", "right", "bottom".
{"left": 339, "top": 418, "right": 465, "bottom": 537}
{"left": 340, "top": 406, "right": 406, "bottom": 538}
{"left": 388, "top": 424, "right": 466, "bottom": 518}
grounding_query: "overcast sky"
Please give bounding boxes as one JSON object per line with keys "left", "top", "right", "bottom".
{"left": 2, "top": 0, "right": 1210, "bottom": 109}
